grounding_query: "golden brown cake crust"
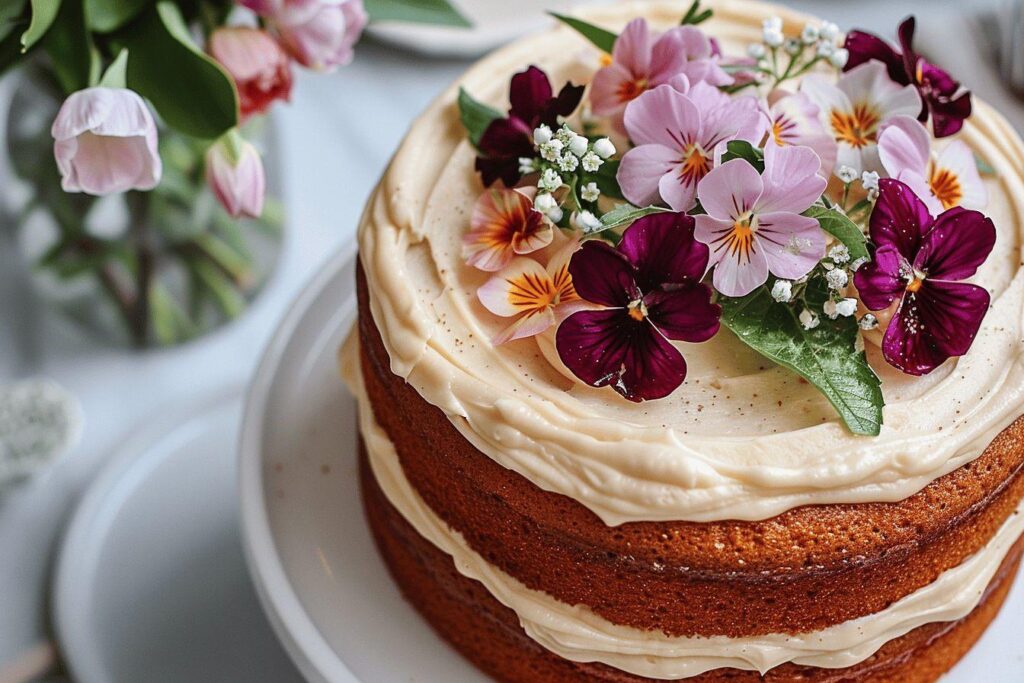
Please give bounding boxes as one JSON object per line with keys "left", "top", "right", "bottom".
{"left": 357, "top": 261, "right": 1024, "bottom": 638}
{"left": 361, "top": 444, "right": 1023, "bottom": 683}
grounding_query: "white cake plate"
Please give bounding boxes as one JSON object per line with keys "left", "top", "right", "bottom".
{"left": 238, "top": 246, "right": 1024, "bottom": 682}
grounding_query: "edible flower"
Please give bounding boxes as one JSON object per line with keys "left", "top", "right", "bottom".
{"left": 590, "top": 18, "right": 731, "bottom": 132}
{"left": 477, "top": 239, "right": 581, "bottom": 345}
{"left": 765, "top": 90, "right": 837, "bottom": 177}
{"left": 877, "top": 116, "right": 986, "bottom": 214}
{"left": 617, "top": 82, "right": 763, "bottom": 211}
{"left": 556, "top": 213, "right": 720, "bottom": 401}
{"left": 463, "top": 187, "right": 553, "bottom": 271}
{"left": 475, "top": 66, "right": 584, "bottom": 187}
{"left": 694, "top": 143, "right": 827, "bottom": 297}
{"left": 853, "top": 178, "right": 995, "bottom": 375}
{"left": 843, "top": 17, "right": 971, "bottom": 137}
{"left": 801, "top": 61, "right": 921, "bottom": 175}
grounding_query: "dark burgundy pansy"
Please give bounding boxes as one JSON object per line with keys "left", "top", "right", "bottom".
{"left": 555, "top": 213, "right": 721, "bottom": 401}
{"left": 475, "top": 66, "right": 585, "bottom": 187}
{"left": 854, "top": 178, "right": 995, "bottom": 376}
{"left": 843, "top": 17, "right": 971, "bottom": 137}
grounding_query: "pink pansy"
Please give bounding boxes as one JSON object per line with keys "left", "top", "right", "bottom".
{"left": 242, "top": 0, "right": 367, "bottom": 72}
{"left": 617, "top": 82, "right": 763, "bottom": 212}
{"left": 801, "top": 61, "right": 921, "bottom": 175}
{"left": 878, "top": 115, "right": 986, "bottom": 215}
{"left": 477, "top": 239, "right": 582, "bottom": 345}
{"left": 51, "top": 87, "right": 161, "bottom": 196}
{"left": 765, "top": 90, "right": 837, "bottom": 178}
{"left": 205, "top": 134, "right": 266, "bottom": 219}
{"left": 463, "top": 188, "right": 553, "bottom": 272}
{"left": 590, "top": 19, "right": 731, "bottom": 132}
{"left": 694, "top": 143, "right": 828, "bottom": 297}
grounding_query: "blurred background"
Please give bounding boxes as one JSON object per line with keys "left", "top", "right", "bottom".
{"left": 1, "top": 0, "right": 1021, "bottom": 681}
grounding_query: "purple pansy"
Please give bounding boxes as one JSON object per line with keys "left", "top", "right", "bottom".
{"left": 843, "top": 17, "right": 971, "bottom": 137}
{"left": 475, "top": 66, "right": 584, "bottom": 187}
{"left": 555, "top": 213, "right": 721, "bottom": 401}
{"left": 854, "top": 178, "right": 995, "bottom": 375}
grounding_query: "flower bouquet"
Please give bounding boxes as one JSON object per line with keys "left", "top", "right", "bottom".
{"left": 0, "top": 0, "right": 466, "bottom": 346}
{"left": 457, "top": 2, "right": 992, "bottom": 436}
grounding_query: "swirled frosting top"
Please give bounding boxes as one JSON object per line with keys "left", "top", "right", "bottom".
{"left": 357, "top": 0, "right": 1024, "bottom": 524}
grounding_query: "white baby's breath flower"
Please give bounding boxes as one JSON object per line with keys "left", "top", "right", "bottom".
{"left": 554, "top": 125, "right": 574, "bottom": 144}
{"left": 539, "top": 168, "right": 562, "bottom": 192}
{"left": 763, "top": 16, "right": 783, "bottom": 33}
{"left": 593, "top": 137, "right": 615, "bottom": 159}
{"left": 835, "top": 298, "right": 858, "bottom": 318}
{"left": 816, "top": 40, "right": 835, "bottom": 58}
{"left": 581, "top": 151, "right": 602, "bottom": 172}
{"left": 801, "top": 24, "right": 819, "bottom": 44}
{"left": 799, "top": 308, "right": 820, "bottom": 330}
{"left": 861, "top": 171, "right": 880, "bottom": 191}
{"left": 533, "top": 125, "right": 552, "bottom": 146}
{"left": 830, "top": 48, "right": 849, "bottom": 69}
{"left": 823, "top": 299, "right": 839, "bottom": 319}
{"left": 859, "top": 313, "right": 879, "bottom": 330}
{"left": 518, "top": 157, "right": 536, "bottom": 175}
{"left": 747, "top": 43, "right": 766, "bottom": 59}
{"left": 540, "top": 139, "right": 563, "bottom": 162}
{"left": 558, "top": 153, "right": 579, "bottom": 173}
{"left": 828, "top": 244, "right": 850, "bottom": 264}
{"left": 836, "top": 165, "right": 858, "bottom": 184}
{"left": 771, "top": 279, "right": 793, "bottom": 303}
{"left": 763, "top": 28, "right": 784, "bottom": 48}
{"left": 535, "top": 192, "right": 558, "bottom": 213}
{"left": 784, "top": 38, "right": 802, "bottom": 55}
{"left": 568, "top": 133, "right": 589, "bottom": 158}
{"left": 581, "top": 181, "right": 600, "bottom": 203}
{"left": 819, "top": 21, "right": 839, "bottom": 41}
{"left": 573, "top": 210, "right": 603, "bottom": 232}
{"left": 826, "top": 268, "right": 849, "bottom": 290}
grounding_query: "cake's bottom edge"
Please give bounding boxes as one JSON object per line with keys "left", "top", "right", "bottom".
{"left": 359, "top": 444, "right": 1023, "bottom": 683}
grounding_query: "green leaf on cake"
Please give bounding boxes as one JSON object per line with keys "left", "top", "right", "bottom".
{"left": 804, "top": 205, "right": 869, "bottom": 263}
{"left": 364, "top": 0, "right": 470, "bottom": 28}
{"left": 596, "top": 203, "right": 669, "bottom": 232}
{"left": 680, "top": 0, "right": 713, "bottom": 25}
{"left": 719, "top": 278, "right": 884, "bottom": 436}
{"left": 549, "top": 12, "right": 616, "bottom": 54}
{"left": 457, "top": 87, "right": 501, "bottom": 148}
{"left": 720, "top": 140, "right": 764, "bottom": 172}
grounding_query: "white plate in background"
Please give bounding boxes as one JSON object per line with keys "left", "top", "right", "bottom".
{"left": 53, "top": 388, "right": 304, "bottom": 683}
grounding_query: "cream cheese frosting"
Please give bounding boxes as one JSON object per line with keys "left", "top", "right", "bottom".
{"left": 358, "top": 0, "right": 1024, "bottom": 524}
{"left": 343, "top": 342, "right": 1024, "bottom": 678}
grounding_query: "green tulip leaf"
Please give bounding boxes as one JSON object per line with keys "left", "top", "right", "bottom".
{"left": 364, "top": 0, "right": 470, "bottom": 27}
{"left": 85, "top": 0, "right": 150, "bottom": 33}
{"left": 124, "top": 2, "right": 238, "bottom": 139}
{"left": 20, "top": 0, "right": 58, "bottom": 50}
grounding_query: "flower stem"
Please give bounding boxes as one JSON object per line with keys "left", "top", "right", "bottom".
{"left": 126, "top": 192, "right": 153, "bottom": 348}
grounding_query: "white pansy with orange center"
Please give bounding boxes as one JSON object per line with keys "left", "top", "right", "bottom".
{"left": 477, "top": 239, "right": 582, "bottom": 345}
{"left": 462, "top": 187, "right": 554, "bottom": 272}
{"left": 765, "top": 89, "right": 838, "bottom": 178}
{"left": 801, "top": 61, "right": 920, "bottom": 175}
{"left": 878, "top": 115, "right": 987, "bottom": 215}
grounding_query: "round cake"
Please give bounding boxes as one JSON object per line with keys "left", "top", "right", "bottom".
{"left": 342, "top": 1, "right": 1024, "bottom": 680}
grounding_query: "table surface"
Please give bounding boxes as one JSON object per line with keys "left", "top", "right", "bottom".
{"left": 0, "top": 0, "right": 1018, "bottom": 678}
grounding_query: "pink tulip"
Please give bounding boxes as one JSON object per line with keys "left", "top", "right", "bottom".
{"left": 51, "top": 87, "right": 161, "bottom": 196}
{"left": 208, "top": 27, "right": 292, "bottom": 120}
{"left": 205, "top": 134, "right": 266, "bottom": 219}
{"left": 242, "top": 0, "right": 367, "bottom": 72}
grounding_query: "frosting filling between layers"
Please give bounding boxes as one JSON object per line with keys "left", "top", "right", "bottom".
{"left": 358, "top": 0, "right": 1024, "bottom": 525}
{"left": 344, "top": 340, "right": 1024, "bottom": 680}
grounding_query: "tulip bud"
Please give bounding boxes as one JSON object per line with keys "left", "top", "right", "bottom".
{"left": 243, "top": 0, "right": 367, "bottom": 72}
{"left": 51, "top": 87, "right": 162, "bottom": 196}
{"left": 209, "top": 27, "right": 293, "bottom": 120}
{"left": 205, "top": 132, "right": 266, "bottom": 219}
